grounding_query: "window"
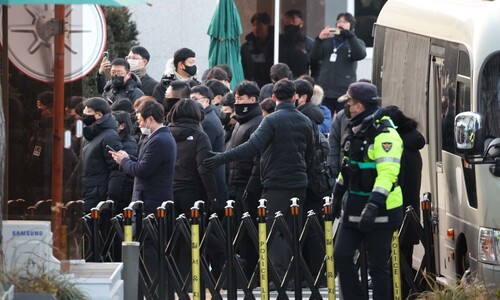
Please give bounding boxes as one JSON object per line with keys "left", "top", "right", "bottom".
{"left": 355, "top": 0, "right": 388, "bottom": 47}
{"left": 479, "top": 52, "right": 500, "bottom": 138}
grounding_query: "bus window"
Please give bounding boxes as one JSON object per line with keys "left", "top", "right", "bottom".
{"left": 479, "top": 52, "right": 500, "bottom": 138}
{"left": 355, "top": 0, "right": 387, "bottom": 47}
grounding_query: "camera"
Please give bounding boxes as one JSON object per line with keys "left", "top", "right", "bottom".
{"left": 161, "top": 74, "right": 176, "bottom": 87}
{"left": 328, "top": 27, "right": 340, "bottom": 37}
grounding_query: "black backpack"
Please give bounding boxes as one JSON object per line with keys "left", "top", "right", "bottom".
{"left": 307, "top": 131, "right": 335, "bottom": 197}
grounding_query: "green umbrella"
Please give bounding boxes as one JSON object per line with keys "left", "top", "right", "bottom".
{"left": 0, "top": 0, "right": 143, "bottom": 4}
{"left": 207, "top": 0, "right": 244, "bottom": 89}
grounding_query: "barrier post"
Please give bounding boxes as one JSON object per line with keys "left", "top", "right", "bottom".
{"left": 257, "top": 199, "right": 269, "bottom": 300}
{"left": 323, "top": 196, "right": 335, "bottom": 300}
{"left": 191, "top": 205, "right": 201, "bottom": 300}
{"left": 123, "top": 208, "right": 133, "bottom": 242}
{"left": 225, "top": 200, "right": 237, "bottom": 300}
{"left": 164, "top": 201, "right": 175, "bottom": 300}
{"left": 91, "top": 208, "right": 100, "bottom": 262}
{"left": 391, "top": 230, "right": 402, "bottom": 300}
{"left": 122, "top": 241, "right": 140, "bottom": 300}
{"left": 157, "top": 207, "right": 166, "bottom": 300}
{"left": 194, "top": 200, "right": 206, "bottom": 300}
{"left": 290, "top": 197, "right": 302, "bottom": 300}
{"left": 421, "top": 192, "right": 436, "bottom": 275}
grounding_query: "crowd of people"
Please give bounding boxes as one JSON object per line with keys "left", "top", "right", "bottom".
{"left": 25, "top": 11, "right": 425, "bottom": 298}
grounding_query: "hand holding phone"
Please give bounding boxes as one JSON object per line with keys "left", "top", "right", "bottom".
{"left": 106, "top": 145, "right": 117, "bottom": 153}
{"left": 103, "top": 51, "right": 109, "bottom": 61}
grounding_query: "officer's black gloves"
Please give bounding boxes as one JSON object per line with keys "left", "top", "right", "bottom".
{"left": 340, "top": 29, "right": 354, "bottom": 39}
{"left": 359, "top": 202, "right": 379, "bottom": 233}
{"left": 203, "top": 151, "right": 227, "bottom": 169}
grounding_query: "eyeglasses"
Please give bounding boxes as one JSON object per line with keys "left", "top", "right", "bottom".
{"left": 191, "top": 96, "right": 207, "bottom": 101}
{"left": 125, "top": 56, "right": 143, "bottom": 60}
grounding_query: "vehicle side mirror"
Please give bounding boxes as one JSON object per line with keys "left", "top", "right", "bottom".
{"left": 454, "top": 112, "right": 484, "bottom": 153}
{"left": 484, "top": 138, "right": 500, "bottom": 159}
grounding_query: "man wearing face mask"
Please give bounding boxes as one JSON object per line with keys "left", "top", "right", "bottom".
{"left": 152, "top": 47, "right": 199, "bottom": 103}
{"left": 331, "top": 82, "right": 403, "bottom": 300}
{"left": 96, "top": 46, "right": 158, "bottom": 96}
{"left": 279, "top": 9, "right": 319, "bottom": 79}
{"left": 80, "top": 97, "right": 122, "bottom": 212}
{"left": 225, "top": 80, "right": 264, "bottom": 279}
{"left": 102, "top": 58, "right": 144, "bottom": 105}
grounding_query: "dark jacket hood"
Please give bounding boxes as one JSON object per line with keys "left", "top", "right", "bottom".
{"left": 168, "top": 119, "right": 202, "bottom": 142}
{"left": 297, "top": 102, "right": 324, "bottom": 125}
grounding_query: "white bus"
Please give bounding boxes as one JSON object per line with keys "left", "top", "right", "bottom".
{"left": 373, "top": 0, "right": 500, "bottom": 288}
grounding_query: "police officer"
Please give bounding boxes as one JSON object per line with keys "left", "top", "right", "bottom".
{"left": 332, "top": 82, "right": 403, "bottom": 300}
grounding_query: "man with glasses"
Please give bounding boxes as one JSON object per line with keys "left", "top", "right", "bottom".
{"left": 97, "top": 46, "right": 158, "bottom": 96}
{"left": 101, "top": 58, "right": 144, "bottom": 105}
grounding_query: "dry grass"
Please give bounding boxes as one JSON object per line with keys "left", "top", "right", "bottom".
{"left": 413, "top": 275, "right": 500, "bottom": 300}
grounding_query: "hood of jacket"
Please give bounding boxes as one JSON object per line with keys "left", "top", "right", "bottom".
{"left": 168, "top": 119, "right": 202, "bottom": 142}
{"left": 298, "top": 102, "right": 324, "bottom": 125}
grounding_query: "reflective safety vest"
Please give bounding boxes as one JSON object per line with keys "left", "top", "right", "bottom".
{"left": 338, "top": 115, "right": 404, "bottom": 228}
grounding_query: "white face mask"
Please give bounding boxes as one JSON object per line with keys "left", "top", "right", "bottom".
{"left": 140, "top": 119, "right": 151, "bottom": 135}
{"left": 128, "top": 59, "right": 142, "bottom": 72}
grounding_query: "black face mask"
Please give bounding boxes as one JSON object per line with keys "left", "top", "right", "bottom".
{"left": 112, "top": 75, "right": 126, "bottom": 89}
{"left": 220, "top": 112, "right": 231, "bottom": 126}
{"left": 183, "top": 65, "right": 197, "bottom": 77}
{"left": 82, "top": 114, "right": 96, "bottom": 126}
{"left": 344, "top": 103, "right": 352, "bottom": 119}
{"left": 234, "top": 103, "right": 259, "bottom": 117}
{"left": 164, "top": 98, "right": 180, "bottom": 114}
{"left": 284, "top": 24, "right": 301, "bottom": 35}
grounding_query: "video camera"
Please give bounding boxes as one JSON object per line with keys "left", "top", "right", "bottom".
{"left": 161, "top": 74, "right": 176, "bottom": 87}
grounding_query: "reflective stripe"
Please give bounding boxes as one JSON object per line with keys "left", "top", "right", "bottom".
{"left": 373, "top": 186, "right": 390, "bottom": 196}
{"left": 375, "top": 157, "right": 401, "bottom": 164}
{"left": 348, "top": 215, "right": 389, "bottom": 223}
{"left": 350, "top": 191, "right": 372, "bottom": 197}
{"left": 351, "top": 161, "right": 376, "bottom": 169}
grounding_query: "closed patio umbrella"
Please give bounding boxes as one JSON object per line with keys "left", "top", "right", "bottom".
{"left": 207, "top": 0, "right": 244, "bottom": 89}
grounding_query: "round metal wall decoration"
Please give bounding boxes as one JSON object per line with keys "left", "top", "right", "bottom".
{"left": 0, "top": 4, "right": 106, "bottom": 82}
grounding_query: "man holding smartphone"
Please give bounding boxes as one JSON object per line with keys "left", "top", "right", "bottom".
{"left": 311, "top": 12, "right": 367, "bottom": 115}
{"left": 96, "top": 46, "right": 158, "bottom": 96}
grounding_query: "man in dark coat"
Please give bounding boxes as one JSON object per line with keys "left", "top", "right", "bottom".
{"left": 96, "top": 46, "right": 158, "bottom": 96}
{"left": 81, "top": 97, "right": 122, "bottom": 212}
{"left": 204, "top": 79, "right": 315, "bottom": 283}
{"left": 191, "top": 85, "right": 229, "bottom": 215}
{"left": 110, "top": 101, "right": 176, "bottom": 214}
{"left": 241, "top": 12, "right": 274, "bottom": 87}
{"left": 228, "top": 81, "right": 264, "bottom": 279}
{"left": 101, "top": 58, "right": 144, "bottom": 105}
{"left": 312, "top": 12, "right": 366, "bottom": 114}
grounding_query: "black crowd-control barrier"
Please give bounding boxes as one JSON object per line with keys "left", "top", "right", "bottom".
{"left": 78, "top": 192, "right": 437, "bottom": 300}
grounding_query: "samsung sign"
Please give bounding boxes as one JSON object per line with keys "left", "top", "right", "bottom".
{"left": 12, "top": 230, "right": 44, "bottom": 237}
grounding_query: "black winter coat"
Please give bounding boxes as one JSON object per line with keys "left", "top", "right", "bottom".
{"left": 399, "top": 127, "right": 425, "bottom": 246}
{"left": 202, "top": 105, "right": 228, "bottom": 206}
{"left": 311, "top": 35, "right": 366, "bottom": 98}
{"left": 81, "top": 114, "right": 122, "bottom": 211}
{"left": 113, "top": 133, "right": 138, "bottom": 212}
{"left": 241, "top": 29, "right": 274, "bottom": 87}
{"left": 224, "top": 102, "right": 315, "bottom": 189}
{"left": 169, "top": 120, "right": 218, "bottom": 202}
{"left": 227, "top": 104, "right": 263, "bottom": 191}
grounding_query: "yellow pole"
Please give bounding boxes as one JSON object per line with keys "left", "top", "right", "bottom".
{"left": 391, "top": 230, "right": 402, "bottom": 300}
{"left": 323, "top": 196, "right": 335, "bottom": 300}
{"left": 258, "top": 199, "right": 268, "bottom": 300}
{"left": 191, "top": 207, "right": 201, "bottom": 300}
{"left": 123, "top": 208, "right": 133, "bottom": 242}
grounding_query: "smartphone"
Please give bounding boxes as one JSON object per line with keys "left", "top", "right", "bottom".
{"left": 328, "top": 27, "right": 340, "bottom": 37}
{"left": 106, "top": 145, "right": 116, "bottom": 153}
{"left": 103, "top": 51, "right": 109, "bottom": 61}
